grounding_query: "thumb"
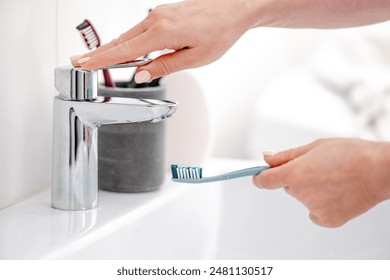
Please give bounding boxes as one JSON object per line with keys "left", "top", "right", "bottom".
{"left": 135, "top": 49, "right": 194, "bottom": 83}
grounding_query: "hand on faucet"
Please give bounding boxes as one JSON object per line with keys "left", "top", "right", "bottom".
{"left": 70, "top": 0, "right": 390, "bottom": 83}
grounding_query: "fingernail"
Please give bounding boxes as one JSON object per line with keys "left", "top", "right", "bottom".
{"left": 135, "top": 70, "right": 151, "bottom": 84}
{"left": 69, "top": 54, "right": 83, "bottom": 61}
{"left": 263, "top": 150, "right": 277, "bottom": 157}
{"left": 77, "top": 57, "right": 91, "bottom": 64}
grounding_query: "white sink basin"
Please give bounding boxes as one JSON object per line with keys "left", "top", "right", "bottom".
{"left": 1, "top": 158, "right": 390, "bottom": 259}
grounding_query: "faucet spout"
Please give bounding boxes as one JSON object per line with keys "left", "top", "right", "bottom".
{"left": 71, "top": 96, "right": 177, "bottom": 127}
{"left": 52, "top": 66, "right": 178, "bottom": 211}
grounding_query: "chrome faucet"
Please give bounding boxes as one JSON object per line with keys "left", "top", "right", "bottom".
{"left": 52, "top": 64, "right": 178, "bottom": 211}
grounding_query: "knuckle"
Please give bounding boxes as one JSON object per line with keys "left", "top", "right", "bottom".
{"left": 147, "top": 7, "right": 162, "bottom": 20}
{"left": 282, "top": 148, "right": 295, "bottom": 162}
{"left": 309, "top": 210, "right": 345, "bottom": 228}
{"left": 141, "top": 14, "right": 154, "bottom": 30}
{"left": 309, "top": 211, "right": 328, "bottom": 227}
{"left": 155, "top": 59, "right": 172, "bottom": 76}
{"left": 110, "top": 37, "right": 120, "bottom": 46}
{"left": 117, "top": 41, "right": 133, "bottom": 59}
{"left": 139, "top": 21, "right": 148, "bottom": 33}
{"left": 179, "top": 51, "right": 200, "bottom": 68}
{"left": 149, "top": 4, "right": 173, "bottom": 20}
{"left": 116, "top": 33, "right": 127, "bottom": 44}
{"left": 152, "top": 19, "right": 171, "bottom": 33}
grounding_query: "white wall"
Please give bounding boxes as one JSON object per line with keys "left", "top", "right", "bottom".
{"left": 1, "top": 0, "right": 390, "bottom": 209}
{"left": 0, "top": 0, "right": 56, "bottom": 209}
{"left": 192, "top": 23, "right": 390, "bottom": 158}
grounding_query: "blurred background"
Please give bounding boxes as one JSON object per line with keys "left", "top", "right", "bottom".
{"left": 1, "top": 0, "right": 390, "bottom": 209}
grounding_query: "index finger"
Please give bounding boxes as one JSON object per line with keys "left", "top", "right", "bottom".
{"left": 264, "top": 138, "right": 340, "bottom": 167}
{"left": 79, "top": 30, "right": 160, "bottom": 70}
{"left": 71, "top": 21, "right": 147, "bottom": 67}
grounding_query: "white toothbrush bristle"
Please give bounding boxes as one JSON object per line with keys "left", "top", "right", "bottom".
{"left": 174, "top": 166, "right": 202, "bottom": 180}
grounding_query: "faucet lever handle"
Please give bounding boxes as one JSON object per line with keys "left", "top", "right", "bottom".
{"left": 55, "top": 59, "right": 152, "bottom": 101}
{"left": 55, "top": 66, "right": 98, "bottom": 100}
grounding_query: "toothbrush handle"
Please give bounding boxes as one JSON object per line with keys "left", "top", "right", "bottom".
{"left": 211, "top": 166, "right": 270, "bottom": 182}
{"left": 103, "top": 69, "right": 115, "bottom": 87}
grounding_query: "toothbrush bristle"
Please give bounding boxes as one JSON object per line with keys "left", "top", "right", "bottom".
{"left": 171, "top": 165, "right": 202, "bottom": 180}
{"left": 76, "top": 19, "right": 101, "bottom": 50}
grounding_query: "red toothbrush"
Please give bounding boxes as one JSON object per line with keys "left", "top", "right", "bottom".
{"left": 76, "top": 19, "right": 115, "bottom": 87}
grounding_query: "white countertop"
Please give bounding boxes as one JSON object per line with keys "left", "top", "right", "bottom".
{"left": 0, "top": 176, "right": 196, "bottom": 259}
{"left": 0, "top": 158, "right": 242, "bottom": 260}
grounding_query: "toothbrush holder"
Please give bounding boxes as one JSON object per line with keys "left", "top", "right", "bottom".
{"left": 98, "top": 83, "right": 166, "bottom": 192}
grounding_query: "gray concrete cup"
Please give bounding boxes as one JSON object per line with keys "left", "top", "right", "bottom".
{"left": 98, "top": 84, "right": 166, "bottom": 192}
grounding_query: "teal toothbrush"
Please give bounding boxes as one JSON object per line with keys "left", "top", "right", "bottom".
{"left": 171, "top": 164, "right": 270, "bottom": 184}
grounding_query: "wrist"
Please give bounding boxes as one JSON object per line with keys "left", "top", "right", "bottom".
{"left": 241, "top": 0, "right": 390, "bottom": 30}
{"left": 218, "top": 0, "right": 272, "bottom": 32}
{"left": 236, "top": 0, "right": 272, "bottom": 30}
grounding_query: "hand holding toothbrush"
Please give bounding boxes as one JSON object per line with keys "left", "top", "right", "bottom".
{"left": 254, "top": 138, "right": 390, "bottom": 228}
